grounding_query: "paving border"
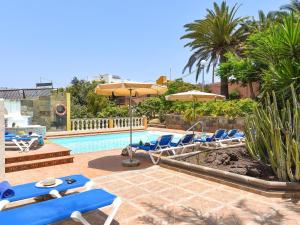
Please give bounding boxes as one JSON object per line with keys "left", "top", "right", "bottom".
{"left": 160, "top": 156, "right": 300, "bottom": 198}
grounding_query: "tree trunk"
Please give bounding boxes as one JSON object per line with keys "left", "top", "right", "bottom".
{"left": 220, "top": 55, "right": 229, "bottom": 98}
{"left": 220, "top": 76, "right": 229, "bottom": 98}
{"left": 249, "top": 82, "right": 255, "bottom": 99}
{"left": 212, "top": 65, "right": 215, "bottom": 84}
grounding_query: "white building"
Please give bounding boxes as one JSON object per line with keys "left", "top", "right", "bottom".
{"left": 92, "top": 74, "right": 122, "bottom": 83}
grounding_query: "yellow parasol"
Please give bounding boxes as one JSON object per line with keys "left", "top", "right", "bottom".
{"left": 95, "top": 81, "right": 167, "bottom": 166}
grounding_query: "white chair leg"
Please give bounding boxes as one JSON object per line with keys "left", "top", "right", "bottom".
{"left": 104, "top": 197, "right": 122, "bottom": 225}
{"left": 49, "top": 190, "right": 62, "bottom": 198}
{"left": 0, "top": 200, "right": 10, "bottom": 211}
{"left": 13, "top": 140, "right": 25, "bottom": 152}
{"left": 149, "top": 152, "right": 162, "bottom": 165}
{"left": 71, "top": 211, "right": 91, "bottom": 225}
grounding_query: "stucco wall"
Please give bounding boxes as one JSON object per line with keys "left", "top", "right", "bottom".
{"left": 0, "top": 99, "right": 4, "bottom": 179}
{"left": 165, "top": 114, "right": 245, "bottom": 132}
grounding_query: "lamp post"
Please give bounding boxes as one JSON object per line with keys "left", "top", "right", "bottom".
{"left": 200, "top": 60, "right": 207, "bottom": 91}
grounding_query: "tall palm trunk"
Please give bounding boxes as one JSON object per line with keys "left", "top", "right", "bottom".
{"left": 212, "top": 65, "right": 215, "bottom": 84}
{"left": 220, "top": 56, "right": 229, "bottom": 98}
{"left": 249, "top": 82, "right": 255, "bottom": 99}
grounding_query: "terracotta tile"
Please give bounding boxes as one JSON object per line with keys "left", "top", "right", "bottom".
{"left": 157, "top": 187, "right": 194, "bottom": 203}
{"left": 181, "top": 181, "right": 214, "bottom": 195}
{"left": 204, "top": 189, "right": 244, "bottom": 204}
{"left": 138, "top": 180, "right": 171, "bottom": 193}
{"left": 178, "top": 196, "right": 222, "bottom": 215}
{"left": 132, "top": 194, "right": 172, "bottom": 213}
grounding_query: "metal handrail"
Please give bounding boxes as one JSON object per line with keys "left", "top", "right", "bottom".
{"left": 186, "top": 120, "right": 204, "bottom": 133}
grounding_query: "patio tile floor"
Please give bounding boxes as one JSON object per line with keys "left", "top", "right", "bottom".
{"left": 54, "top": 165, "right": 300, "bottom": 225}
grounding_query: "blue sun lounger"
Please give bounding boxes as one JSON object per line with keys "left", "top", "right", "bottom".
{"left": 222, "top": 129, "right": 239, "bottom": 138}
{"left": 195, "top": 129, "right": 227, "bottom": 146}
{"left": 0, "top": 174, "right": 93, "bottom": 211}
{"left": 5, "top": 134, "right": 39, "bottom": 152}
{"left": 131, "top": 134, "right": 174, "bottom": 164}
{"left": 170, "top": 133, "right": 195, "bottom": 147}
{"left": 0, "top": 188, "right": 122, "bottom": 225}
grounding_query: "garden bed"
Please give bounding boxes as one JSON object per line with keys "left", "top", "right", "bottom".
{"left": 180, "top": 146, "right": 277, "bottom": 181}
{"left": 160, "top": 146, "right": 300, "bottom": 197}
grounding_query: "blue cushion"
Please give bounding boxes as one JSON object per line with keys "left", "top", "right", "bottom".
{"left": 0, "top": 181, "right": 14, "bottom": 199}
{"left": 5, "top": 174, "right": 90, "bottom": 202}
{"left": 0, "top": 189, "right": 116, "bottom": 225}
{"left": 5, "top": 136, "right": 32, "bottom": 142}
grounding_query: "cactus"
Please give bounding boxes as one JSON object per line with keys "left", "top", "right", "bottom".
{"left": 245, "top": 85, "right": 300, "bottom": 182}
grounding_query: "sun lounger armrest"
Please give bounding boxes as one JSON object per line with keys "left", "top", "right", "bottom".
{"left": 0, "top": 200, "right": 10, "bottom": 211}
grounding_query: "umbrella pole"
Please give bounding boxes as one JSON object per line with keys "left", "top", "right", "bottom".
{"left": 122, "top": 89, "right": 140, "bottom": 167}
{"left": 193, "top": 99, "right": 195, "bottom": 135}
{"left": 129, "top": 89, "right": 133, "bottom": 161}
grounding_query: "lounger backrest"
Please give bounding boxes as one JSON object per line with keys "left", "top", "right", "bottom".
{"left": 214, "top": 129, "right": 226, "bottom": 140}
{"left": 180, "top": 133, "right": 194, "bottom": 145}
{"left": 158, "top": 135, "right": 173, "bottom": 147}
{"left": 227, "top": 129, "right": 238, "bottom": 137}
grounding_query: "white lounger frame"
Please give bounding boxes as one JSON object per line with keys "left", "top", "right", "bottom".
{"left": 147, "top": 143, "right": 201, "bottom": 165}
{"left": 0, "top": 180, "right": 121, "bottom": 225}
{"left": 10, "top": 137, "right": 38, "bottom": 152}
{"left": 71, "top": 197, "right": 122, "bottom": 225}
{"left": 198, "top": 136, "right": 245, "bottom": 148}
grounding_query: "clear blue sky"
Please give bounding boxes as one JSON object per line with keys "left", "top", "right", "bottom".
{"left": 0, "top": 0, "right": 287, "bottom": 88}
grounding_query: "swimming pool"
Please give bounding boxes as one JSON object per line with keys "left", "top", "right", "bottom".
{"left": 50, "top": 131, "right": 182, "bottom": 154}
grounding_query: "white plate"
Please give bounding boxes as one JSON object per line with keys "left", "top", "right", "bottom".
{"left": 35, "top": 179, "right": 63, "bottom": 188}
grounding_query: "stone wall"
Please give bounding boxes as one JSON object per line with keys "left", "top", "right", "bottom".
{"left": 21, "top": 92, "right": 68, "bottom": 131}
{"left": 0, "top": 99, "right": 4, "bottom": 179}
{"left": 165, "top": 114, "right": 245, "bottom": 132}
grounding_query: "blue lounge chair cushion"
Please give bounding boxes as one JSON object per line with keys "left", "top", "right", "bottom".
{"left": 234, "top": 132, "right": 245, "bottom": 138}
{"left": 0, "top": 189, "right": 116, "bottom": 225}
{"left": 5, "top": 136, "right": 32, "bottom": 142}
{"left": 131, "top": 135, "right": 173, "bottom": 151}
{"left": 0, "top": 181, "right": 14, "bottom": 199}
{"left": 170, "top": 134, "right": 194, "bottom": 147}
{"left": 195, "top": 129, "right": 226, "bottom": 143}
{"left": 5, "top": 174, "right": 90, "bottom": 202}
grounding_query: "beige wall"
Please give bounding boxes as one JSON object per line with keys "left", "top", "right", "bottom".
{"left": 0, "top": 99, "right": 4, "bottom": 179}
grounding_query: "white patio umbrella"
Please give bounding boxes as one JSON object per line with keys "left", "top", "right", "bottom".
{"left": 165, "top": 90, "right": 225, "bottom": 132}
{"left": 95, "top": 81, "right": 167, "bottom": 166}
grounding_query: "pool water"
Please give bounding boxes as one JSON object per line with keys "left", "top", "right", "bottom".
{"left": 50, "top": 131, "right": 182, "bottom": 154}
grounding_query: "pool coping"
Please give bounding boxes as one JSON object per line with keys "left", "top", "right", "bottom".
{"left": 160, "top": 154, "right": 300, "bottom": 198}
{"left": 46, "top": 127, "right": 146, "bottom": 139}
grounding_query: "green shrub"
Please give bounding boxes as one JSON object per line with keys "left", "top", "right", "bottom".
{"left": 228, "top": 89, "right": 241, "bottom": 99}
{"left": 183, "top": 99, "right": 256, "bottom": 121}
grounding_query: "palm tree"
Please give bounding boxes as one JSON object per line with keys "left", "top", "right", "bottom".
{"left": 181, "top": 1, "right": 248, "bottom": 98}
{"left": 280, "top": 0, "right": 300, "bottom": 14}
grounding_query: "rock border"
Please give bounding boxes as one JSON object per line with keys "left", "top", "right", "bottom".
{"left": 160, "top": 155, "right": 300, "bottom": 198}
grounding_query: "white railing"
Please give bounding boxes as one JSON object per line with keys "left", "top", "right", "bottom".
{"left": 113, "top": 117, "right": 143, "bottom": 128}
{"left": 71, "top": 117, "right": 144, "bottom": 131}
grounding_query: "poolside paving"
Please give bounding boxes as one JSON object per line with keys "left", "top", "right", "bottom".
{"left": 4, "top": 129, "right": 300, "bottom": 225}
{"left": 5, "top": 160, "right": 300, "bottom": 225}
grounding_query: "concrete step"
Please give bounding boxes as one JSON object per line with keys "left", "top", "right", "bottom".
{"left": 5, "top": 155, "right": 74, "bottom": 173}
{"left": 5, "top": 149, "right": 71, "bottom": 164}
